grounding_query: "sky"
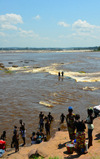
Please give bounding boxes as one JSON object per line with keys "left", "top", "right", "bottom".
{"left": 0, "top": 0, "right": 100, "bottom": 48}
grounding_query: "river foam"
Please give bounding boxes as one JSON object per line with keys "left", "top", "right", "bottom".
{"left": 7, "top": 63, "right": 100, "bottom": 83}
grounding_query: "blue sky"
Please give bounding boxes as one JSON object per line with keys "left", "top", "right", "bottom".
{"left": 0, "top": 0, "right": 100, "bottom": 48}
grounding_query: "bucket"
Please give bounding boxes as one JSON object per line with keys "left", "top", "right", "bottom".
{"left": 65, "top": 143, "right": 74, "bottom": 154}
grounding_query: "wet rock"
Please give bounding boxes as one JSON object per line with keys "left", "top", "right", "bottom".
{"left": 33, "top": 66, "right": 41, "bottom": 68}
{"left": 0, "top": 63, "right": 5, "bottom": 68}
{"left": 24, "top": 61, "right": 29, "bottom": 63}
{"left": 12, "top": 65, "right": 18, "bottom": 67}
{"left": 8, "top": 62, "right": 13, "bottom": 64}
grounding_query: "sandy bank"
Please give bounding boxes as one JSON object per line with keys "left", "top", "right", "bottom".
{"left": 3, "top": 116, "right": 100, "bottom": 159}
{"left": 0, "top": 49, "right": 92, "bottom": 54}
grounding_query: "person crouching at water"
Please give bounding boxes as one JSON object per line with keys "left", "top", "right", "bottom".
{"left": 74, "top": 114, "right": 87, "bottom": 154}
{"left": 66, "top": 106, "right": 76, "bottom": 141}
{"left": 84, "top": 107, "right": 94, "bottom": 148}
{"left": 30, "top": 132, "right": 36, "bottom": 145}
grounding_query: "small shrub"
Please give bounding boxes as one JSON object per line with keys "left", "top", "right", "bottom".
{"left": 29, "top": 154, "right": 44, "bottom": 159}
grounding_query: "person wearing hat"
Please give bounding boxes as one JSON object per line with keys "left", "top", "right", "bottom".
{"left": 84, "top": 107, "right": 94, "bottom": 148}
{"left": 66, "top": 106, "right": 76, "bottom": 141}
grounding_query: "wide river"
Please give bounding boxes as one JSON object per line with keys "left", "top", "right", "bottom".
{"left": 0, "top": 50, "right": 100, "bottom": 147}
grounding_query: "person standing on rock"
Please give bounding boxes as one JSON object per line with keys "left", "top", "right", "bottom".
{"left": 84, "top": 107, "right": 94, "bottom": 148}
{"left": 11, "top": 131, "right": 19, "bottom": 152}
{"left": 21, "top": 123, "right": 26, "bottom": 146}
{"left": 66, "top": 106, "right": 76, "bottom": 141}
{"left": 74, "top": 114, "right": 87, "bottom": 154}
{"left": 62, "top": 71, "right": 64, "bottom": 77}
{"left": 45, "top": 119, "right": 50, "bottom": 136}
{"left": 60, "top": 113, "right": 65, "bottom": 123}
{"left": 39, "top": 115, "right": 44, "bottom": 130}
{"left": 47, "top": 112, "right": 53, "bottom": 123}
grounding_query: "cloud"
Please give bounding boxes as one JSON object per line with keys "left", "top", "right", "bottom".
{"left": 1, "top": 24, "right": 17, "bottom": 30}
{"left": 0, "top": 32, "right": 5, "bottom": 36}
{"left": 19, "top": 28, "right": 39, "bottom": 38}
{"left": 0, "top": 13, "right": 23, "bottom": 24}
{"left": 0, "top": 13, "right": 23, "bottom": 30}
{"left": 33, "top": 15, "right": 40, "bottom": 20}
{"left": 72, "top": 19, "right": 100, "bottom": 32}
{"left": 58, "top": 21, "right": 70, "bottom": 27}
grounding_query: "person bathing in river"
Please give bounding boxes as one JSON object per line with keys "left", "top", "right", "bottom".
{"left": 66, "top": 106, "right": 76, "bottom": 141}
{"left": 62, "top": 71, "right": 64, "bottom": 77}
{"left": 39, "top": 112, "right": 44, "bottom": 119}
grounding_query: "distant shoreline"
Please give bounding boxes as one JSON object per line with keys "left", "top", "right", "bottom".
{"left": 0, "top": 49, "right": 93, "bottom": 53}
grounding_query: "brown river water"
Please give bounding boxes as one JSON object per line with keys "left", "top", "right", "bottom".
{"left": 0, "top": 50, "right": 100, "bottom": 147}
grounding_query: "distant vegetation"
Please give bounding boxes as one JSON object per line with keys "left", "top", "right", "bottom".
{"left": 97, "top": 46, "right": 100, "bottom": 51}
{"left": 0, "top": 46, "right": 100, "bottom": 52}
{"left": 0, "top": 46, "right": 99, "bottom": 51}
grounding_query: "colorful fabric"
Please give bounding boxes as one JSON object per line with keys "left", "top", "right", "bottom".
{"left": 0, "top": 140, "right": 6, "bottom": 150}
{"left": 75, "top": 132, "right": 85, "bottom": 149}
{"left": 66, "top": 113, "right": 75, "bottom": 140}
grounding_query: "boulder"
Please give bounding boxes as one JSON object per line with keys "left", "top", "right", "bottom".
{"left": 8, "top": 62, "right": 13, "bottom": 64}
{"left": 12, "top": 65, "right": 18, "bottom": 67}
{"left": 0, "top": 63, "right": 5, "bottom": 68}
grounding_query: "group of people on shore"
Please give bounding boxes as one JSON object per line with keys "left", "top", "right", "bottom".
{"left": 30, "top": 112, "right": 54, "bottom": 145}
{"left": 0, "top": 112, "right": 54, "bottom": 152}
{"left": 0, "top": 106, "right": 98, "bottom": 154}
{"left": 61, "top": 106, "right": 95, "bottom": 154}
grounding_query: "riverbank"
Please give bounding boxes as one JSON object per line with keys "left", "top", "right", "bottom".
{"left": 0, "top": 49, "right": 93, "bottom": 54}
{"left": 3, "top": 116, "right": 100, "bottom": 159}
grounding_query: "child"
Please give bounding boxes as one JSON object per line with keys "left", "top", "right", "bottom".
{"left": 60, "top": 113, "right": 65, "bottom": 123}
{"left": 30, "top": 132, "right": 36, "bottom": 145}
